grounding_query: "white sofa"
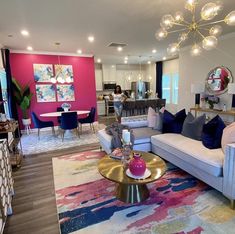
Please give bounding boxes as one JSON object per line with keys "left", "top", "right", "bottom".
{"left": 97, "top": 116, "right": 235, "bottom": 208}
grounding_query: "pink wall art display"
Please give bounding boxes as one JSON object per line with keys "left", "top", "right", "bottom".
{"left": 10, "top": 53, "right": 97, "bottom": 128}
{"left": 33, "top": 64, "right": 54, "bottom": 82}
{"left": 56, "top": 84, "right": 75, "bottom": 102}
{"left": 36, "top": 84, "right": 56, "bottom": 102}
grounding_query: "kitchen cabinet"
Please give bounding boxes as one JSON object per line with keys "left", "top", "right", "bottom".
{"left": 102, "top": 65, "right": 116, "bottom": 82}
{"left": 97, "top": 100, "right": 106, "bottom": 116}
{"left": 95, "top": 68, "right": 103, "bottom": 91}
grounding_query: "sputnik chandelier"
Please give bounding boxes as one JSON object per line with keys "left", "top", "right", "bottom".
{"left": 155, "top": 0, "right": 235, "bottom": 56}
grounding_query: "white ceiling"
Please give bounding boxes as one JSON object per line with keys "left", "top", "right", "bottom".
{"left": 0, "top": 0, "right": 235, "bottom": 64}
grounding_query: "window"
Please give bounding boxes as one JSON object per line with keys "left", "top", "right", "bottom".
{"left": 162, "top": 73, "right": 179, "bottom": 104}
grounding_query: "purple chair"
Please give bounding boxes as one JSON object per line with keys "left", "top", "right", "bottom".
{"left": 78, "top": 107, "right": 96, "bottom": 133}
{"left": 60, "top": 112, "right": 79, "bottom": 141}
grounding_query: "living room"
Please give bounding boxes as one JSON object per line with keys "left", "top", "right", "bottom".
{"left": 1, "top": 0, "right": 235, "bottom": 234}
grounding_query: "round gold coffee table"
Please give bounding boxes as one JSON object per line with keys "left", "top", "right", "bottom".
{"left": 98, "top": 151, "right": 166, "bottom": 203}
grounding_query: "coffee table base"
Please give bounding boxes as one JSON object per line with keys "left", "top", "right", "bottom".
{"left": 115, "top": 183, "right": 150, "bottom": 203}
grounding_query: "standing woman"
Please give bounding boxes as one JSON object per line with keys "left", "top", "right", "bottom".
{"left": 112, "top": 85, "right": 127, "bottom": 123}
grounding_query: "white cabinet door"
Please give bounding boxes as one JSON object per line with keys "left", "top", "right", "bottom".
{"left": 97, "top": 101, "right": 106, "bottom": 115}
{"left": 95, "top": 69, "right": 103, "bottom": 91}
{"left": 102, "top": 65, "right": 116, "bottom": 82}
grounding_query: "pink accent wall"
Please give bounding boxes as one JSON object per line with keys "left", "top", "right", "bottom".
{"left": 10, "top": 53, "right": 97, "bottom": 128}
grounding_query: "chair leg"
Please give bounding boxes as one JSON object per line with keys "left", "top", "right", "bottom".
{"left": 52, "top": 126, "right": 55, "bottom": 136}
{"left": 38, "top": 128, "right": 40, "bottom": 139}
{"left": 61, "top": 130, "right": 65, "bottom": 142}
{"left": 76, "top": 127, "right": 80, "bottom": 138}
{"left": 92, "top": 123, "right": 95, "bottom": 133}
{"left": 231, "top": 199, "right": 235, "bottom": 209}
{"left": 80, "top": 124, "right": 82, "bottom": 133}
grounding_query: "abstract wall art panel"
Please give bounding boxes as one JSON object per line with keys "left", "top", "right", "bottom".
{"left": 55, "top": 65, "right": 74, "bottom": 83}
{"left": 56, "top": 84, "right": 75, "bottom": 102}
{"left": 36, "top": 84, "right": 56, "bottom": 102}
{"left": 33, "top": 64, "right": 53, "bottom": 82}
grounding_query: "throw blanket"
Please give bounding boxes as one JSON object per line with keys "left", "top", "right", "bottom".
{"left": 105, "top": 122, "right": 135, "bottom": 150}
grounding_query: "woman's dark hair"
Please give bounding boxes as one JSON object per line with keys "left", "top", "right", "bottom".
{"left": 114, "top": 85, "right": 122, "bottom": 94}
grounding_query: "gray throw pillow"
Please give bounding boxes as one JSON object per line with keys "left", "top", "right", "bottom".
{"left": 181, "top": 112, "right": 206, "bottom": 141}
{"left": 153, "top": 112, "right": 163, "bottom": 131}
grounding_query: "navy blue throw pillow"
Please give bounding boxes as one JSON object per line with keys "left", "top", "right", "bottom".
{"left": 162, "top": 109, "right": 187, "bottom": 134}
{"left": 202, "top": 115, "right": 226, "bottom": 149}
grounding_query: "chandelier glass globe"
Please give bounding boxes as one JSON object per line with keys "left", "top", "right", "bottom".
{"left": 160, "top": 14, "right": 174, "bottom": 29}
{"left": 225, "top": 11, "right": 235, "bottom": 26}
{"left": 167, "top": 43, "right": 179, "bottom": 56}
{"left": 155, "top": 28, "right": 168, "bottom": 40}
{"left": 209, "top": 25, "right": 223, "bottom": 36}
{"left": 190, "top": 44, "right": 202, "bottom": 56}
{"left": 175, "top": 12, "right": 184, "bottom": 22}
{"left": 202, "top": 36, "right": 218, "bottom": 50}
{"left": 178, "top": 32, "right": 188, "bottom": 42}
{"left": 201, "top": 3, "right": 219, "bottom": 21}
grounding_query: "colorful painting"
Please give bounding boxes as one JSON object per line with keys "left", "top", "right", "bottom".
{"left": 33, "top": 64, "right": 53, "bottom": 82}
{"left": 53, "top": 151, "right": 235, "bottom": 234}
{"left": 55, "top": 65, "right": 73, "bottom": 83}
{"left": 36, "top": 84, "right": 56, "bottom": 102}
{"left": 56, "top": 84, "right": 75, "bottom": 102}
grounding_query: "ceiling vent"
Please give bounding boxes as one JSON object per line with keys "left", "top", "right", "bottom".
{"left": 107, "top": 42, "right": 127, "bottom": 48}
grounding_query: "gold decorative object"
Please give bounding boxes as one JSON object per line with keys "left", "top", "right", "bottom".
{"left": 155, "top": 0, "right": 235, "bottom": 56}
{"left": 98, "top": 151, "right": 166, "bottom": 203}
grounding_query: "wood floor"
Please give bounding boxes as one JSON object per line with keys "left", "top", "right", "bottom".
{"left": 3, "top": 116, "right": 114, "bottom": 234}
{"left": 4, "top": 143, "right": 101, "bottom": 234}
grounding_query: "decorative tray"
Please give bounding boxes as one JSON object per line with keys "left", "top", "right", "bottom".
{"left": 126, "top": 168, "right": 151, "bottom": 180}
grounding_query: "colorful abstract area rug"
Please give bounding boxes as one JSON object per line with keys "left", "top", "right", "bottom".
{"left": 52, "top": 151, "right": 235, "bottom": 234}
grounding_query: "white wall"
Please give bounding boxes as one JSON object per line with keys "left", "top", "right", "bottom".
{"left": 178, "top": 32, "right": 235, "bottom": 113}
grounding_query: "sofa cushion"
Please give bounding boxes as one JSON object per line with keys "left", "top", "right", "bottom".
{"left": 221, "top": 122, "right": 235, "bottom": 153}
{"left": 147, "top": 107, "right": 157, "bottom": 128}
{"left": 121, "top": 115, "right": 147, "bottom": 128}
{"left": 181, "top": 112, "right": 206, "bottom": 141}
{"left": 151, "top": 133, "right": 224, "bottom": 177}
{"left": 202, "top": 115, "right": 226, "bottom": 149}
{"left": 132, "top": 127, "right": 161, "bottom": 144}
{"left": 162, "top": 109, "right": 186, "bottom": 134}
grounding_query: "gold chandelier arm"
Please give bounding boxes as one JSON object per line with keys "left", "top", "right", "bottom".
{"left": 168, "top": 28, "right": 188, "bottom": 34}
{"left": 199, "top": 19, "right": 225, "bottom": 27}
{"left": 177, "top": 30, "right": 191, "bottom": 46}
{"left": 172, "top": 22, "right": 188, "bottom": 27}
{"left": 196, "top": 29, "right": 206, "bottom": 39}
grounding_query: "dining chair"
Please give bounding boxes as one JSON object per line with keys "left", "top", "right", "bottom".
{"left": 31, "top": 112, "right": 55, "bottom": 138}
{"left": 57, "top": 107, "right": 70, "bottom": 124}
{"left": 78, "top": 107, "right": 96, "bottom": 133}
{"left": 60, "top": 112, "right": 79, "bottom": 141}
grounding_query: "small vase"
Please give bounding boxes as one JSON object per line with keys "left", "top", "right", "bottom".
{"left": 129, "top": 153, "right": 146, "bottom": 176}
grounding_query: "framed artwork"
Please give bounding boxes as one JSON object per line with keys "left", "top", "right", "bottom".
{"left": 56, "top": 84, "right": 75, "bottom": 102}
{"left": 55, "top": 65, "right": 73, "bottom": 83}
{"left": 33, "top": 64, "right": 53, "bottom": 82}
{"left": 36, "top": 84, "right": 56, "bottom": 102}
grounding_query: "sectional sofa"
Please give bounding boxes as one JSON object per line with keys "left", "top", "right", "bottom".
{"left": 97, "top": 115, "right": 235, "bottom": 209}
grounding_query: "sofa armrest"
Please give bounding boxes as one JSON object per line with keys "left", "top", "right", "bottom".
{"left": 223, "top": 143, "right": 235, "bottom": 200}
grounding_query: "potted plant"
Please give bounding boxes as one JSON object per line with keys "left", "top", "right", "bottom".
{"left": 12, "top": 78, "right": 33, "bottom": 127}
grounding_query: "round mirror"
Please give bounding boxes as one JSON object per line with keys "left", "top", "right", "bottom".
{"left": 205, "top": 66, "right": 233, "bottom": 95}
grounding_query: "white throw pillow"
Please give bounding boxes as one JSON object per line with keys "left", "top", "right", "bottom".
{"left": 221, "top": 122, "right": 235, "bottom": 153}
{"left": 147, "top": 107, "right": 157, "bottom": 128}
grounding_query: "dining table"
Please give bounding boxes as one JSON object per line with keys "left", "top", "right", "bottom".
{"left": 40, "top": 110, "right": 90, "bottom": 117}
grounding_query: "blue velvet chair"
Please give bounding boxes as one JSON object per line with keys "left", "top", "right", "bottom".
{"left": 60, "top": 112, "right": 79, "bottom": 141}
{"left": 31, "top": 112, "right": 55, "bottom": 138}
{"left": 57, "top": 107, "right": 64, "bottom": 124}
{"left": 78, "top": 107, "right": 96, "bottom": 133}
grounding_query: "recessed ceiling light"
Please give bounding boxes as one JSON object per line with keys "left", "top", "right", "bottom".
{"left": 117, "top": 46, "right": 123, "bottom": 52}
{"left": 111, "top": 65, "right": 115, "bottom": 68}
{"left": 21, "top": 30, "right": 29, "bottom": 36}
{"left": 97, "top": 58, "right": 101, "bottom": 63}
{"left": 88, "top": 36, "right": 95, "bottom": 42}
{"left": 77, "top": 49, "right": 82, "bottom": 54}
{"left": 163, "top": 56, "right": 166, "bottom": 60}
{"left": 27, "top": 46, "right": 33, "bottom": 51}
{"left": 147, "top": 61, "right": 151, "bottom": 64}
{"left": 124, "top": 56, "right": 128, "bottom": 60}
{"left": 124, "top": 60, "right": 128, "bottom": 64}
{"left": 152, "top": 49, "right": 157, "bottom": 53}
